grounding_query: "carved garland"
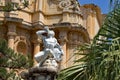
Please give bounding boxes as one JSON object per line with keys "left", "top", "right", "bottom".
{"left": 58, "top": 0, "right": 80, "bottom": 11}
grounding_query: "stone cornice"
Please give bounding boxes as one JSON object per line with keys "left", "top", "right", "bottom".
{"left": 21, "top": 9, "right": 83, "bottom": 16}
{"left": 5, "top": 17, "right": 23, "bottom": 23}
{"left": 1, "top": 18, "right": 43, "bottom": 30}
{"left": 52, "top": 22, "right": 90, "bottom": 43}
{"left": 52, "top": 22, "right": 83, "bottom": 29}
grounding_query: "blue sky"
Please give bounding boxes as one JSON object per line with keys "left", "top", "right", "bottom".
{"left": 78, "top": 0, "right": 109, "bottom": 14}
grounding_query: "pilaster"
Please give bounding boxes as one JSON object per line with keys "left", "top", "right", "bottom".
{"left": 62, "top": 11, "right": 70, "bottom": 22}
{"left": 7, "top": 23, "right": 17, "bottom": 49}
{"left": 32, "top": 38, "right": 41, "bottom": 65}
{"left": 33, "top": 40, "right": 40, "bottom": 55}
{"left": 59, "top": 30, "right": 68, "bottom": 68}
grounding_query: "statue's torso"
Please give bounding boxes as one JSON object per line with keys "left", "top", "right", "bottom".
{"left": 43, "top": 37, "right": 57, "bottom": 49}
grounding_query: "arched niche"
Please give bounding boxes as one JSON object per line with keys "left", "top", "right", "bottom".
{"left": 16, "top": 41, "right": 27, "bottom": 54}
{"left": 66, "top": 27, "right": 90, "bottom": 67}
{"left": 14, "top": 36, "right": 31, "bottom": 55}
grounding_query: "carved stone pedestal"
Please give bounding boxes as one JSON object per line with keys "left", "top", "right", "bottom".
{"left": 21, "top": 67, "right": 58, "bottom": 80}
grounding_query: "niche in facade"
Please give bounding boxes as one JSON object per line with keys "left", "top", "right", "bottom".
{"left": 16, "top": 41, "right": 27, "bottom": 54}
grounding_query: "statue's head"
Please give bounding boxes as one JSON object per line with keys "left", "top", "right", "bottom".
{"left": 48, "top": 30, "right": 55, "bottom": 37}
{"left": 44, "top": 26, "right": 49, "bottom": 30}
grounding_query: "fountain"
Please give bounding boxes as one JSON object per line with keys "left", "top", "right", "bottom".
{"left": 21, "top": 26, "right": 63, "bottom": 80}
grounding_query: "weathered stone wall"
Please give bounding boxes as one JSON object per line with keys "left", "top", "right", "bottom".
{"left": 0, "top": 0, "right": 103, "bottom": 68}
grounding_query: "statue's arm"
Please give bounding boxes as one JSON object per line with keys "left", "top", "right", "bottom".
{"left": 36, "top": 30, "right": 46, "bottom": 39}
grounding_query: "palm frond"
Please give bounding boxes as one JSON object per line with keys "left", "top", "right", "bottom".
{"left": 58, "top": 4, "right": 120, "bottom": 80}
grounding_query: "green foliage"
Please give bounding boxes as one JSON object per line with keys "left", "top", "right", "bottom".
{"left": 58, "top": 2, "right": 120, "bottom": 80}
{"left": 1, "top": 0, "right": 29, "bottom": 12}
{"left": 0, "top": 39, "right": 33, "bottom": 80}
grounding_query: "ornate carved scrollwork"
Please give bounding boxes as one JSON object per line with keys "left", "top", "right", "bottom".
{"left": 58, "top": 0, "right": 80, "bottom": 11}
{"left": 58, "top": 0, "right": 71, "bottom": 9}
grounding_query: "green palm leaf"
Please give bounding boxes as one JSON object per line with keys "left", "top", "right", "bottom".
{"left": 58, "top": 3, "right": 120, "bottom": 80}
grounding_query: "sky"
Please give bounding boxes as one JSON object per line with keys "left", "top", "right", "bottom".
{"left": 78, "top": 0, "right": 109, "bottom": 14}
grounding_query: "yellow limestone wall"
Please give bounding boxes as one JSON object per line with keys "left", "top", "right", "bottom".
{"left": 0, "top": 0, "right": 104, "bottom": 68}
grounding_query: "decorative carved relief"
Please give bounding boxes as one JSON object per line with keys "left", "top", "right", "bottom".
{"left": 58, "top": 0, "right": 81, "bottom": 11}
{"left": 59, "top": 31, "right": 68, "bottom": 43}
{"left": 58, "top": 0, "right": 71, "bottom": 9}
{"left": 14, "top": 36, "right": 31, "bottom": 54}
{"left": 50, "top": 0, "right": 81, "bottom": 11}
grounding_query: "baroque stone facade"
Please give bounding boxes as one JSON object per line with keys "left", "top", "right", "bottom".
{"left": 0, "top": 0, "right": 104, "bottom": 68}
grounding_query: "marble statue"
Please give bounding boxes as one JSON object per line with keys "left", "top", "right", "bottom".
{"left": 34, "top": 26, "right": 64, "bottom": 67}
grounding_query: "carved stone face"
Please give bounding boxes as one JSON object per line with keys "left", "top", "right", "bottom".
{"left": 42, "top": 59, "right": 58, "bottom": 68}
{"left": 43, "top": 59, "right": 51, "bottom": 66}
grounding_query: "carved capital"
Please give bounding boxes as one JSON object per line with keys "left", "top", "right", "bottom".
{"left": 32, "top": 39, "right": 41, "bottom": 44}
{"left": 7, "top": 32, "right": 17, "bottom": 36}
{"left": 59, "top": 30, "right": 68, "bottom": 43}
{"left": 31, "top": 34, "right": 42, "bottom": 44}
{"left": 58, "top": 38, "right": 68, "bottom": 43}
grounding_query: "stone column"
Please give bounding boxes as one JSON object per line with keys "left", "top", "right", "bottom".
{"left": 33, "top": 41, "right": 40, "bottom": 55}
{"left": 86, "top": 9, "right": 96, "bottom": 39}
{"left": 59, "top": 30, "right": 67, "bottom": 68}
{"left": 32, "top": 40, "right": 40, "bottom": 65}
{"left": 7, "top": 23, "right": 16, "bottom": 49}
